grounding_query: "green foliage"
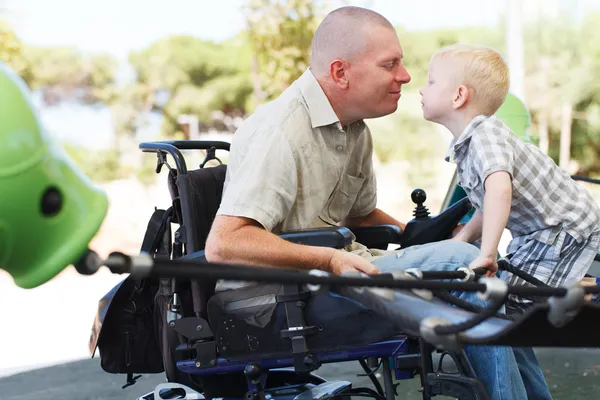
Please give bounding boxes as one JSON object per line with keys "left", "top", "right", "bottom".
{"left": 244, "top": 0, "right": 323, "bottom": 101}
{"left": 62, "top": 143, "right": 132, "bottom": 183}
{"left": 119, "top": 34, "right": 254, "bottom": 138}
{"left": 17, "top": 45, "right": 118, "bottom": 105}
{"left": 0, "top": 19, "right": 28, "bottom": 77}
{"left": 522, "top": 13, "right": 600, "bottom": 174}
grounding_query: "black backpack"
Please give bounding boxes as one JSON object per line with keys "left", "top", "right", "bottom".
{"left": 89, "top": 207, "right": 172, "bottom": 388}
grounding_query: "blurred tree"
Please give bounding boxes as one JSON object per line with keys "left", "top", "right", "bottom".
{"left": 115, "top": 34, "right": 254, "bottom": 138}
{"left": 22, "top": 45, "right": 118, "bottom": 105}
{"left": 243, "top": 0, "right": 323, "bottom": 103}
{"left": 0, "top": 19, "right": 28, "bottom": 77}
{"left": 524, "top": 13, "right": 600, "bottom": 175}
{"left": 1, "top": 19, "right": 118, "bottom": 106}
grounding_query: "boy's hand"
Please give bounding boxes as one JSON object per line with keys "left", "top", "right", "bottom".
{"left": 469, "top": 255, "right": 498, "bottom": 277}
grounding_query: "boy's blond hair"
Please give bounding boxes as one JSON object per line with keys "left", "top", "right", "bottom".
{"left": 433, "top": 43, "right": 510, "bottom": 115}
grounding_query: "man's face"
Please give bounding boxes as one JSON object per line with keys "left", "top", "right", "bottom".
{"left": 419, "top": 57, "right": 457, "bottom": 123}
{"left": 345, "top": 26, "right": 411, "bottom": 120}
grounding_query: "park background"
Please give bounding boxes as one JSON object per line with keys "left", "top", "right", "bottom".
{"left": 2, "top": 1, "right": 600, "bottom": 398}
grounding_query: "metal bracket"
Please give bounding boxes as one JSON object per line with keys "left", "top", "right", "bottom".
{"left": 476, "top": 278, "right": 508, "bottom": 302}
{"left": 420, "top": 316, "right": 461, "bottom": 352}
{"left": 547, "top": 286, "right": 586, "bottom": 328}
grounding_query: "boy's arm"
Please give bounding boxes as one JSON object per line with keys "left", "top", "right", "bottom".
{"left": 469, "top": 171, "right": 512, "bottom": 275}
{"left": 452, "top": 209, "right": 483, "bottom": 243}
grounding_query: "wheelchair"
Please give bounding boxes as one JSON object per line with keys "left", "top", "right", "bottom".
{"left": 88, "top": 139, "right": 600, "bottom": 400}
{"left": 88, "top": 139, "right": 495, "bottom": 400}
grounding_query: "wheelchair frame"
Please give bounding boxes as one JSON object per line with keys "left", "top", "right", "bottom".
{"left": 134, "top": 139, "right": 490, "bottom": 400}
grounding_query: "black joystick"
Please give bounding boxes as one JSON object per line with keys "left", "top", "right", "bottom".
{"left": 244, "top": 364, "right": 267, "bottom": 400}
{"left": 411, "top": 188, "right": 430, "bottom": 219}
{"left": 244, "top": 364, "right": 262, "bottom": 382}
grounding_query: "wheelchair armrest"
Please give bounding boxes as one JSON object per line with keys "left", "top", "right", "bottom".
{"left": 347, "top": 224, "right": 403, "bottom": 250}
{"left": 278, "top": 226, "right": 353, "bottom": 249}
{"left": 182, "top": 250, "right": 207, "bottom": 261}
{"left": 182, "top": 226, "right": 353, "bottom": 261}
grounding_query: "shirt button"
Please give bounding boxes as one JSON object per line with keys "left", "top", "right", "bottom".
{"left": 336, "top": 145, "right": 343, "bottom": 151}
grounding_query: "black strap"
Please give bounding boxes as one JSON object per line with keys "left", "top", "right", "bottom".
{"left": 279, "top": 284, "right": 319, "bottom": 373}
{"left": 140, "top": 207, "right": 173, "bottom": 255}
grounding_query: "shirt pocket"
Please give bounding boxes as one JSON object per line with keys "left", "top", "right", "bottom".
{"left": 325, "top": 172, "right": 365, "bottom": 223}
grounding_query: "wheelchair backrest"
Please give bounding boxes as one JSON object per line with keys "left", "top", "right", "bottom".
{"left": 171, "top": 164, "right": 227, "bottom": 254}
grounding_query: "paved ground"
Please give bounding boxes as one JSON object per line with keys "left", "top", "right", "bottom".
{"left": 1, "top": 347, "right": 600, "bottom": 400}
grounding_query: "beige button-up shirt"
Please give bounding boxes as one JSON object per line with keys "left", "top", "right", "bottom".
{"left": 218, "top": 68, "right": 377, "bottom": 234}
{"left": 216, "top": 68, "right": 391, "bottom": 290}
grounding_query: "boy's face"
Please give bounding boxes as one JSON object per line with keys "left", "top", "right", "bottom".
{"left": 419, "top": 57, "right": 458, "bottom": 123}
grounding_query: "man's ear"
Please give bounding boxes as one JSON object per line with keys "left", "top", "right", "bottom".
{"left": 330, "top": 60, "right": 349, "bottom": 89}
{"left": 452, "top": 85, "right": 469, "bottom": 109}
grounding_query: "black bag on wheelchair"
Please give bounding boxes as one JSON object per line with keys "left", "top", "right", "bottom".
{"left": 89, "top": 207, "right": 174, "bottom": 381}
{"left": 92, "top": 276, "right": 163, "bottom": 375}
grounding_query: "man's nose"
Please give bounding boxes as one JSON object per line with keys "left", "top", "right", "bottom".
{"left": 396, "top": 65, "right": 411, "bottom": 84}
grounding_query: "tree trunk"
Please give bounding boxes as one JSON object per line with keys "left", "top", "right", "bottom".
{"left": 537, "top": 112, "right": 549, "bottom": 154}
{"left": 560, "top": 102, "right": 572, "bottom": 170}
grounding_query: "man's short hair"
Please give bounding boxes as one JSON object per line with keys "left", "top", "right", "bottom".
{"left": 433, "top": 43, "right": 510, "bottom": 115}
{"left": 310, "top": 6, "right": 395, "bottom": 77}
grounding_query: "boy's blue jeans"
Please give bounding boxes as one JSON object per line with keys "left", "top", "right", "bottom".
{"left": 372, "top": 240, "right": 553, "bottom": 400}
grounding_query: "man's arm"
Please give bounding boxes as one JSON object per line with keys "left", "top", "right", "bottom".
{"left": 342, "top": 208, "right": 406, "bottom": 230}
{"left": 205, "top": 215, "right": 379, "bottom": 275}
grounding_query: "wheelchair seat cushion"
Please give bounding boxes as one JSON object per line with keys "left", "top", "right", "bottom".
{"left": 207, "top": 283, "right": 400, "bottom": 360}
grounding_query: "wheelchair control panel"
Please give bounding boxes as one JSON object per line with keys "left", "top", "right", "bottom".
{"left": 399, "top": 189, "right": 472, "bottom": 249}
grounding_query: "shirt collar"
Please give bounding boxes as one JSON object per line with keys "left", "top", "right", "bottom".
{"left": 296, "top": 68, "right": 365, "bottom": 133}
{"left": 444, "top": 114, "right": 489, "bottom": 162}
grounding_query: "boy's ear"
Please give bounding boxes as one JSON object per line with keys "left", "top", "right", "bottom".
{"left": 452, "top": 85, "right": 469, "bottom": 109}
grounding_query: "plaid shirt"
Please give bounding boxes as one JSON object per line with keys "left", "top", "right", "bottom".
{"left": 445, "top": 115, "right": 600, "bottom": 250}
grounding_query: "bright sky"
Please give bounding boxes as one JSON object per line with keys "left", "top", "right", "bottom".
{"left": 0, "top": 0, "right": 516, "bottom": 60}
{"left": 5, "top": 0, "right": 600, "bottom": 60}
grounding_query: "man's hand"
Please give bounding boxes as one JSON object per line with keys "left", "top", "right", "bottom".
{"left": 327, "top": 250, "right": 380, "bottom": 275}
{"left": 469, "top": 254, "right": 498, "bottom": 277}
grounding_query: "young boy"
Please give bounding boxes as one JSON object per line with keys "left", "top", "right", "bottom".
{"left": 419, "top": 43, "right": 600, "bottom": 314}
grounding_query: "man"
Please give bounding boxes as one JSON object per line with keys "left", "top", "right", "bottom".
{"left": 205, "top": 6, "right": 552, "bottom": 399}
